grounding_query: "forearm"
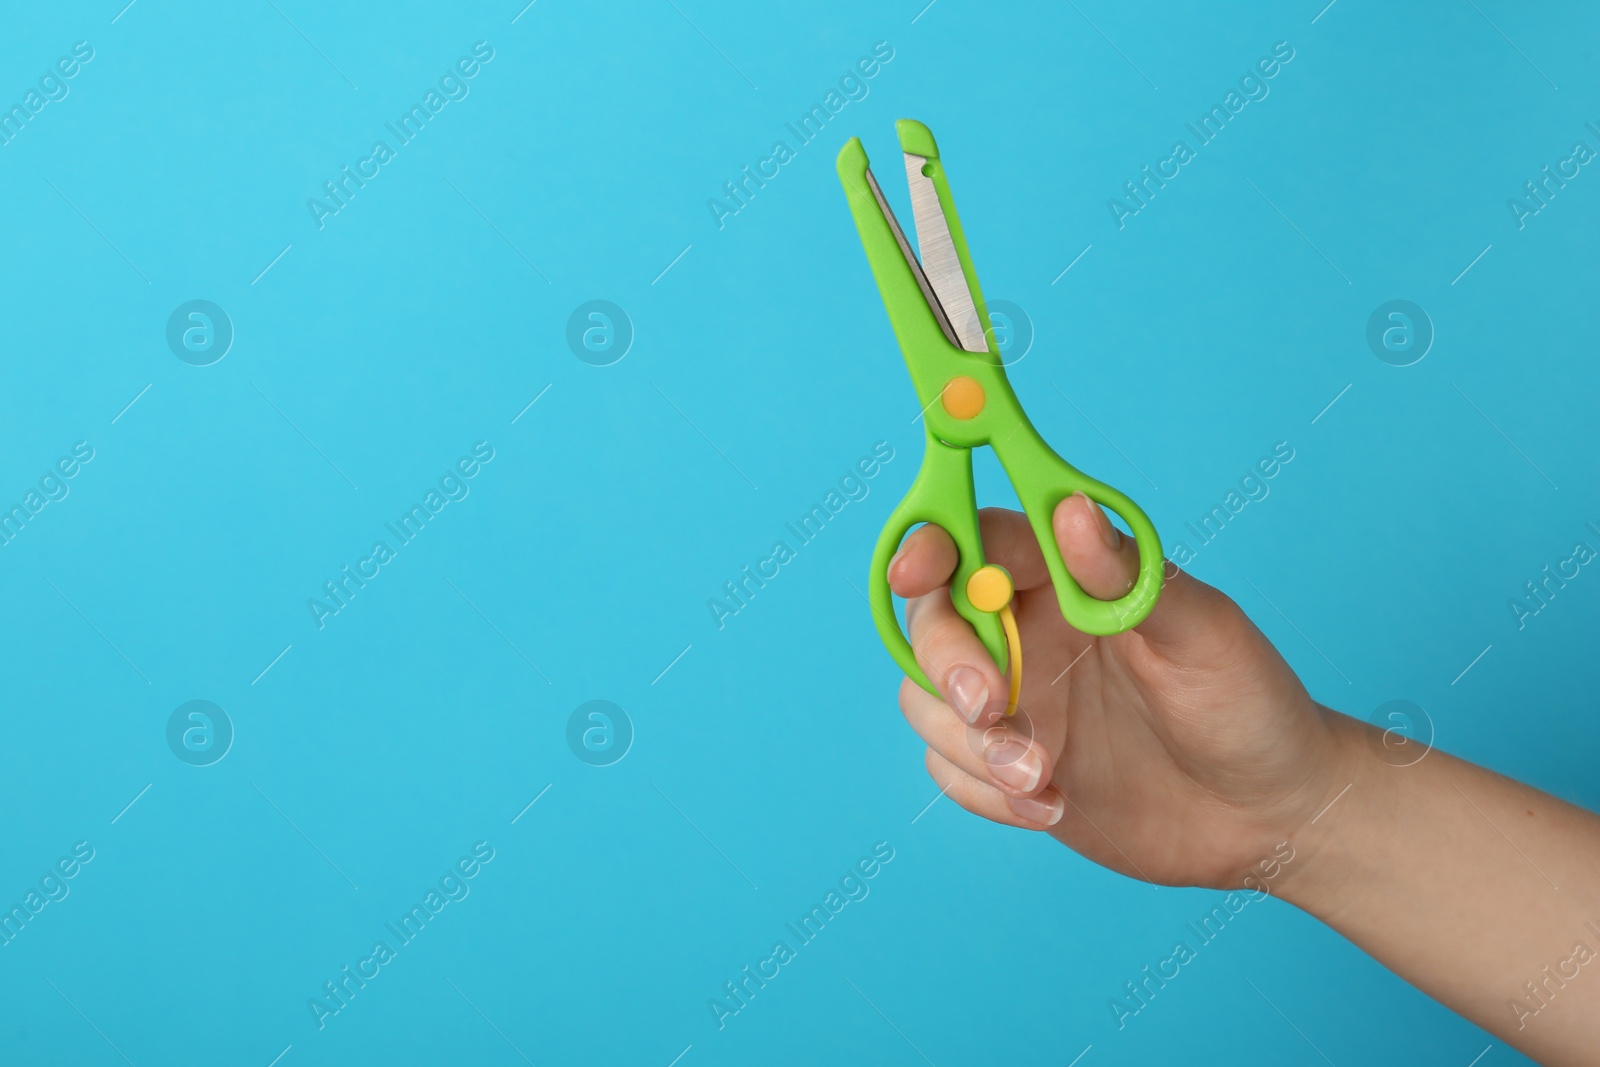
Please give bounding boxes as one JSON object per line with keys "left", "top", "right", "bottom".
{"left": 1280, "top": 710, "right": 1600, "bottom": 1066}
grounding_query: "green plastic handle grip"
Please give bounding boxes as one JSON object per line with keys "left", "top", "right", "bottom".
{"left": 991, "top": 420, "right": 1165, "bottom": 637}
{"left": 867, "top": 428, "right": 1007, "bottom": 695}
{"left": 869, "top": 419, "right": 1164, "bottom": 693}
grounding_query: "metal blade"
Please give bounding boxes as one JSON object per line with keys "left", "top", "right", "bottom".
{"left": 904, "top": 152, "right": 987, "bottom": 353}
{"left": 863, "top": 165, "right": 960, "bottom": 349}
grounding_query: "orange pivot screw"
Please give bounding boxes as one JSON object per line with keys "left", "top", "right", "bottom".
{"left": 941, "top": 376, "right": 985, "bottom": 419}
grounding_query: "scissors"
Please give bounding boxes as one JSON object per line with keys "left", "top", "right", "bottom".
{"left": 837, "top": 120, "right": 1163, "bottom": 715}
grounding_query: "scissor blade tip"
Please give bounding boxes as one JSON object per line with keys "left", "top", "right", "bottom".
{"left": 895, "top": 119, "right": 940, "bottom": 160}
{"left": 836, "top": 138, "right": 871, "bottom": 180}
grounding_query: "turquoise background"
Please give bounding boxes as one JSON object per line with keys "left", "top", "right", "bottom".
{"left": 1, "top": 0, "right": 1595, "bottom": 1063}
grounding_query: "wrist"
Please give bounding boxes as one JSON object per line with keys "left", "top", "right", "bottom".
{"left": 1269, "top": 708, "right": 1401, "bottom": 919}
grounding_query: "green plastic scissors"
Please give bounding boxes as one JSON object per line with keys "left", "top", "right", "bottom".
{"left": 837, "top": 120, "right": 1163, "bottom": 713}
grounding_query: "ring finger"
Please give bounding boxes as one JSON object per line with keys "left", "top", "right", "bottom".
{"left": 899, "top": 678, "right": 1063, "bottom": 800}
{"left": 924, "top": 748, "right": 1065, "bottom": 829}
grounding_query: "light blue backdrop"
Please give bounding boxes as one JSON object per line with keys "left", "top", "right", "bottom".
{"left": 0, "top": 1, "right": 1594, "bottom": 1063}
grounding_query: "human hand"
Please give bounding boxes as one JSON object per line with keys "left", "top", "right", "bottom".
{"left": 890, "top": 493, "right": 1353, "bottom": 890}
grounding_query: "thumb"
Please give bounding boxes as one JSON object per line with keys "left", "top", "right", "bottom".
{"left": 1051, "top": 493, "right": 1227, "bottom": 659}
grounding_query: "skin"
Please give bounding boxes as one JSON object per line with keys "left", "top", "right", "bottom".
{"left": 891, "top": 493, "right": 1600, "bottom": 1065}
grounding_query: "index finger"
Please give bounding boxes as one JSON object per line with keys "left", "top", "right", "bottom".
{"left": 890, "top": 509, "right": 1052, "bottom": 599}
{"left": 887, "top": 522, "right": 958, "bottom": 599}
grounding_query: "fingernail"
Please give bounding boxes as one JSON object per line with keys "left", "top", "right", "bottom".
{"left": 983, "top": 738, "right": 1042, "bottom": 793}
{"left": 946, "top": 667, "right": 989, "bottom": 724}
{"left": 888, "top": 545, "right": 908, "bottom": 578}
{"left": 1009, "top": 791, "right": 1065, "bottom": 826}
{"left": 1078, "top": 492, "right": 1122, "bottom": 551}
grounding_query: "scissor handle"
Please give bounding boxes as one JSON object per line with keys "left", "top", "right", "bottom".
{"left": 869, "top": 430, "right": 1007, "bottom": 695}
{"left": 993, "top": 422, "right": 1163, "bottom": 636}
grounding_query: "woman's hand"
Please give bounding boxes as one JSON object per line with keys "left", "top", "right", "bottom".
{"left": 891, "top": 492, "right": 1600, "bottom": 1063}
{"left": 890, "top": 492, "right": 1351, "bottom": 889}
